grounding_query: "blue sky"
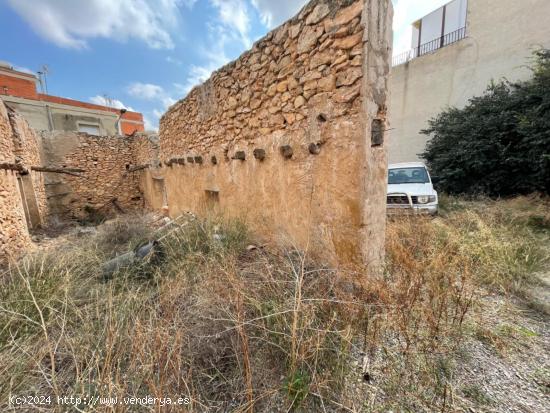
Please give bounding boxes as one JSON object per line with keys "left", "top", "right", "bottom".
{"left": 0, "top": 0, "right": 449, "bottom": 130}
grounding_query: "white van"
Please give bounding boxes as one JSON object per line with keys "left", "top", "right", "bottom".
{"left": 387, "top": 162, "right": 438, "bottom": 215}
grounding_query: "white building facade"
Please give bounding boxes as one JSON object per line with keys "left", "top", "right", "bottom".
{"left": 389, "top": 0, "right": 550, "bottom": 163}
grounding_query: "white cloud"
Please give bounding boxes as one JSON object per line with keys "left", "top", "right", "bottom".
{"left": 126, "top": 82, "right": 177, "bottom": 109}
{"left": 166, "top": 56, "right": 183, "bottom": 66}
{"left": 179, "top": 1, "right": 252, "bottom": 95}
{"left": 127, "top": 82, "right": 165, "bottom": 100}
{"left": 162, "top": 97, "right": 177, "bottom": 109}
{"left": 145, "top": 109, "right": 168, "bottom": 131}
{"left": 181, "top": 65, "right": 215, "bottom": 95}
{"left": 173, "top": 83, "right": 188, "bottom": 94}
{"left": 210, "top": 0, "right": 251, "bottom": 48}
{"left": 6, "top": 0, "right": 183, "bottom": 50}
{"left": 181, "top": 0, "right": 198, "bottom": 8}
{"left": 153, "top": 109, "right": 165, "bottom": 119}
{"left": 180, "top": 42, "right": 232, "bottom": 96}
{"left": 90, "top": 95, "right": 134, "bottom": 111}
{"left": 250, "top": 0, "right": 307, "bottom": 28}
{"left": 143, "top": 114, "right": 158, "bottom": 132}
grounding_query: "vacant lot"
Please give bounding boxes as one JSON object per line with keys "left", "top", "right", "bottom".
{"left": 1, "top": 196, "right": 548, "bottom": 412}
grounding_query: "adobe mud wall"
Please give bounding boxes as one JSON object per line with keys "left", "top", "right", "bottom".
{"left": 159, "top": 0, "right": 392, "bottom": 268}
{"left": 0, "top": 100, "right": 47, "bottom": 261}
{"left": 39, "top": 131, "right": 159, "bottom": 221}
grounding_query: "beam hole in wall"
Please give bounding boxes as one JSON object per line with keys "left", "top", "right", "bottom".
{"left": 371, "top": 119, "right": 384, "bottom": 147}
{"left": 317, "top": 113, "right": 327, "bottom": 123}
{"left": 280, "top": 145, "right": 293, "bottom": 159}
{"left": 253, "top": 148, "right": 266, "bottom": 161}
{"left": 309, "top": 143, "right": 321, "bottom": 155}
{"left": 187, "top": 156, "right": 195, "bottom": 164}
{"left": 233, "top": 151, "right": 246, "bottom": 161}
{"left": 211, "top": 156, "right": 217, "bottom": 165}
{"left": 194, "top": 156, "right": 203, "bottom": 164}
{"left": 125, "top": 164, "right": 130, "bottom": 170}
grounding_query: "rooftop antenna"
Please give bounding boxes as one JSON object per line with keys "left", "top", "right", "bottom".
{"left": 37, "top": 64, "right": 50, "bottom": 94}
{"left": 102, "top": 93, "right": 114, "bottom": 107}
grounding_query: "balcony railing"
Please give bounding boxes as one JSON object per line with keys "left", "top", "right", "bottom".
{"left": 392, "top": 27, "right": 467, "bottom": 67}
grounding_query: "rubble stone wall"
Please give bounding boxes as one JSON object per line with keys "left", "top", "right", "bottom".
{"left": 9, "top": 110, "right": 48, "bottom": 221}
{"left": 159, "top": 0, "right": 392, "bottom": 267}
{"left": 131, "top": 134, "right": 166, "bottom": 211}
{"left": 39, "top": 131, "right": 159, "bottom": 220}
{"left": 0, "top": 100, "right": 46, "bottom": 262}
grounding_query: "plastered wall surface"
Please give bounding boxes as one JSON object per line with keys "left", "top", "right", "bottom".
{"left": 389, "top": 0, "right": 550, "bottom": 163}
{"left": 160, "top": 0, "right": 392, "bottom": 267}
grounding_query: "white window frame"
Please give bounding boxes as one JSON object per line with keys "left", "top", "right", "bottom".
{"left": 77, "top": 122, "right": 101, "bottom": 135}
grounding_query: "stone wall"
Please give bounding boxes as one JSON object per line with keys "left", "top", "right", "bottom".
{"left": 1, "top": 96, "right": 158, "bottom": 261}
{"left": 131, "top": 134, "right": 166, "bottom": 211}
{"left": 159, "top": 0, "right": 392, "bottom": 268}
{"left": 39, "top": 131, "right": 159, "bottom": 220}
{"left": 9, "top": 109, "right": 48, "bottom": 221}
{"left": 0, "top": 100, "right": 46, "bottom": 262}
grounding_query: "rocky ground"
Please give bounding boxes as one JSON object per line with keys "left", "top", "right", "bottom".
{"left": 454, "top": 279, "right": 549, "bottom": 413}
{"left": 341, "top": 275, "right": 550, "bottom": 412}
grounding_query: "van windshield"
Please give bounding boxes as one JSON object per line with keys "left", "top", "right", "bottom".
{"left": 388, "top": 167, "right": 429, "bottom": 184}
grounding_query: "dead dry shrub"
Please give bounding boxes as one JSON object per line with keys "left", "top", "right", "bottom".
{"left": 1, "top": 197, "right": 547, "bottom": 412}
{"left": 0, "top": 215, "right": 365, "bottom": 412}
{"left": 367, "top": 196, "right": 549, "bottom": 410}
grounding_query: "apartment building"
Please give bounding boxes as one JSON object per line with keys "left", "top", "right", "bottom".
{"left": 389, "top": 0, "right": 550, "bottom": 163}
{"left": 0, "top": 62, "right": 144, "bottom": 136}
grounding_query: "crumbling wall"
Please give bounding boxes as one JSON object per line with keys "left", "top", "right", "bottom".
{"left": 39, "top": 131, "right": 159, "bottom": 220}
{"left": 131, "top": 134, "right": 166, "bottom": 211}
{"left": 8, "top": 110, "right": 48, "bottom": 221}
{"left": 0, "top": 100, "right": 46, "bottom": 261}
{"left": 159, "top": 0, "right": 392, "bottom": 267}
{"left": 132, "top": 133, "right": 160, "bottom": 167}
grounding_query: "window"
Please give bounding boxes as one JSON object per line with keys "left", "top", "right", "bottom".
{"left": 388, "top": 167, "right": 430, "bottom": 184}
{"left": 77, "top": 123, "right": 100, "bottom": 135}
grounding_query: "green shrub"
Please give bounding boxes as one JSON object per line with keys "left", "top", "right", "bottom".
{"left": 421, "top": 49, "right": 550, "bottom": 196}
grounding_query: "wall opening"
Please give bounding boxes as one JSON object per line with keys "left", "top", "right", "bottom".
{"left": 204, "top": 190, "right": 220, "bottom": 213}
{"left": 152, "top": 177, "right": 167, "bottom": 209}
{"left": 371, "top": 119, "right": 384, "bottom": 147}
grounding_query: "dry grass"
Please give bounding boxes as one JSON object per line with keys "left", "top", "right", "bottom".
{"left": 0, "top": 196, "right": 548, "bottom": 412}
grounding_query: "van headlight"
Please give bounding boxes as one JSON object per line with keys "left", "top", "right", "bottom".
{"left": 417, "top": 195, "right": 436, "bottom": 204}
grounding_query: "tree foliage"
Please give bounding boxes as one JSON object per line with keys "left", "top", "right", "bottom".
{"left": 420, "top": 50, "right": 550, "bottom": 196}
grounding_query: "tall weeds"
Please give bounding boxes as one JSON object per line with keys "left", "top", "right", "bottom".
{"left": 0, "top": 196, "right": 547, "bottom": 412}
